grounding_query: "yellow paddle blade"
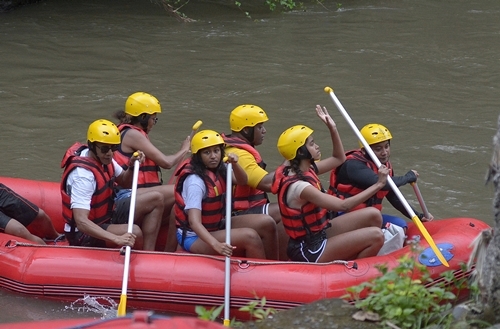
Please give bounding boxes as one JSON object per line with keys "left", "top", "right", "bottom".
{"left": 411, "top": 216, "right": 449, "bottom": 267}
{"left": 117, "top": 294, "right": 127, "bottom": 317}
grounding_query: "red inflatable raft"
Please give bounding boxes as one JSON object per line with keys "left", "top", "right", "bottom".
{"left": 0, "top": 176, "right": 490, "bottom": 320}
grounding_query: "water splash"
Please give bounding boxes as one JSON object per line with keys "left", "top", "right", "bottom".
{"left": 65, "top": 295, "right": 117, "bottom": 319}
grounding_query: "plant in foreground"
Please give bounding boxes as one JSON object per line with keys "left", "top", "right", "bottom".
{"left": 196, "top": 294, "right": 276, "bottom": 327}
{"left": 343, "top": 243, "right": 472, "bottom": 329}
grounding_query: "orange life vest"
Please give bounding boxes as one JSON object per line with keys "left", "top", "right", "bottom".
{"left": 271, "top": 165, "right": 330, "bottom": 240}
{"left": 328, "top": 149, "right": 393, "bottom": 211}
{"left": 222, "top": 134, "right": 268, "bottom": 210}
{"left": 114, "top": 124, "right": 162, "bottom": 188}
{"left": 60, "top": 142, "right": 116, "bottom": 229}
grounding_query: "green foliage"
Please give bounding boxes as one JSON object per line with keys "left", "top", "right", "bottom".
{"left": 195, "top": 305, "right": 224, "bottom": 321}
{"left": 343, "top": 243, "right": 470, "bottom": 329}
{"left": 238, "top": 295, "right": 277, "bottom": 321}
{"left": 264, "top": 0, "right": 297, "bottom": 12}
{"left": 195, "top": 295, "right": 276, "bottom": 327}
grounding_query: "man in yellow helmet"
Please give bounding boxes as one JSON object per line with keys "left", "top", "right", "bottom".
{"left": 329, "top": 123, "right": 433, "bottom": 231}
{"left": 60, "top": 119, "right": 164, "bottom": 250}
{"left": 222, "top": 104, "right": 288, "bottom": 260}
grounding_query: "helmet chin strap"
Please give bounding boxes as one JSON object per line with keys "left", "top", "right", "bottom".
{"left": 87, "top": 142, "right": 104, "bottom": 165}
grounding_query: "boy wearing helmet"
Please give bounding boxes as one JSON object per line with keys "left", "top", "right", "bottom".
{"left": 113, "top": 92, "right": 190, "bottom": 252}
{"left": 329, "top": 123, "right": 433, "bottom": 231}
{"left": 60, "top": 119, "right": 164, "bottom": 250}
{"left": 223, "top": 104, "right": 288, "bottom": 260}
{"left": 173, "top": 130, "right": 276, "bottom": 259}
{"left": 271, "top": 106, "right": 389, "bottom": 262}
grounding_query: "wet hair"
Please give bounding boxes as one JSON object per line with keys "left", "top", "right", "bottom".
{"left": 113, "top": 110, "right": 150, "bottom": 132}
{"left": 190, "top": 145, "right": 227, "bottom": 181}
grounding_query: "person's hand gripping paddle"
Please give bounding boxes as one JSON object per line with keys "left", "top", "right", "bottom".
{"left": 324, "top": 87, "right": 449, "bottom": 267}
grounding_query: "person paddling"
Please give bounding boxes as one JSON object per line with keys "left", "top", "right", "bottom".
{"left": 328, "top": 123, "right": 433, "bottom": 233}
{"left": 61, "top": 119, "right": 163, "bottom": 250}
{"left": 271, "top": 106, "right": 389, "bottom": 262}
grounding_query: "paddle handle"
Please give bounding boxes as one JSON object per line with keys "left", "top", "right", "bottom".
{"left": 325, "top": 87, "right": 449, "bottom": 267}
{"left": 167, "top": 120, "right": 203, "bottom": 185}
{"left": 411, "top": 182, "right": 430, "bottom": 219}
{"left": 117, "top": 154, "right": 140, "bottom": 317}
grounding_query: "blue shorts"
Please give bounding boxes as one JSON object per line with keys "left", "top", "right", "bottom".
{"left": 176, "top": 228, "right": 198, "bottom": 252}
{"left": 115, "top": 189, "right": 132, "bottom": 201}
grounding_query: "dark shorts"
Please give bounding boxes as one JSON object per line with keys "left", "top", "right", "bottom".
{"left": 0, "top": 183, "right": 39, "bottom": 231}
{"left": 287, "top": 230, "right": 327, "bottom": 263}
{"left": 65, "top": 196, "right": 131, "bottom": 247}
{"left": 232, "top": 204, "right": 269, "bottom": 216}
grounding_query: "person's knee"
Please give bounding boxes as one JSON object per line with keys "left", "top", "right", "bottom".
{"left": 365, "top": 208, "right": 383, "bottom": 227}
{"left": 242, "top": 229, "right": 262, "bottom": 245}
{"left": 369, "top": 227, "right": 384, "bottom": 246}
{"left": 132, "top": 225, "right": 143, "bottom": 238}
{"left": 261, "top": 215, "right": 276, "bottom": 231}
{"left": 35, "top": 208, "right": 51, "bottom": 223}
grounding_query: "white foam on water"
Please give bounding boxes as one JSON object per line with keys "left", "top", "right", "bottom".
{"left": 65, "top": 295, "right": 117, "bottom": 319}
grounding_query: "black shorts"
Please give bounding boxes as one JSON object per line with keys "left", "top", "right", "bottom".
{"left": 65, "top": 196, "right": 131, "bottom": 247}
{"left": 232, "top": 204, "right": 269, "bottom": 217}
{"left": 0, "top": 183, "right": 39, "bottom": 231}
{"left": 287, "top": 230, "right": 327, "bottom": 263}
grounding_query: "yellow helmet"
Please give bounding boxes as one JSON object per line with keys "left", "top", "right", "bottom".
{"left": 277, "top": 125, "right": 314, "bottom": 160}
{"left": 229, "top": 104, "right": 269, "bottom": 132}
{"left": 87, "top": 119, "right": 121, "bottom": 144}
{"left": 191, "top": 130, "right": 225, "bottom": 154}
{"left": 359, "top": 123, "right": 392, "bottom": 148}
{"left": 125, "top": 92, "right": 162, "bottom": 116}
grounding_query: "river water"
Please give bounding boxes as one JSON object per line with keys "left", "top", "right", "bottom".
{"left": 0, "top": 0, "right": 499, "bottom": 323}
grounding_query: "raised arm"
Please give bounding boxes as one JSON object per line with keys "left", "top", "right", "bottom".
{"left": 314, "top": 105, "right": 346, "bottom": 175}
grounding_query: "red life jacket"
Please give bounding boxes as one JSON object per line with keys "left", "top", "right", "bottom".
{"left": 328, "top": 149, "right": 393, "bottom": 211}
{"left": 60, "top": 142, "right": 116, "bottom": 229}
{"left": 222, "top": 133, "right": 268, "bottom": 210}
{"left": 174, "top": 160, "right": 226, "bottom": 233}
{"left": 271, "top": 165, "right": 330, "bottom": 240}
{"left": 114, "top": 124, "right": 162, "bottom": 188}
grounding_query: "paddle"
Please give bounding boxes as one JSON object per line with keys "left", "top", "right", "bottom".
{"left": 223, "top": 160, "right": 232, "bottom": 327}
{"left": 167, "top": 120, "right": 203, "bottom": 185}
{"left": 117, "top": 152, "right": 140, "bottom": 317}
{"left": 411, "top": 182, "right": 431, "bottom": 219}
{"left": 324, "top": 87, "right": 449, "bottom": 267}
